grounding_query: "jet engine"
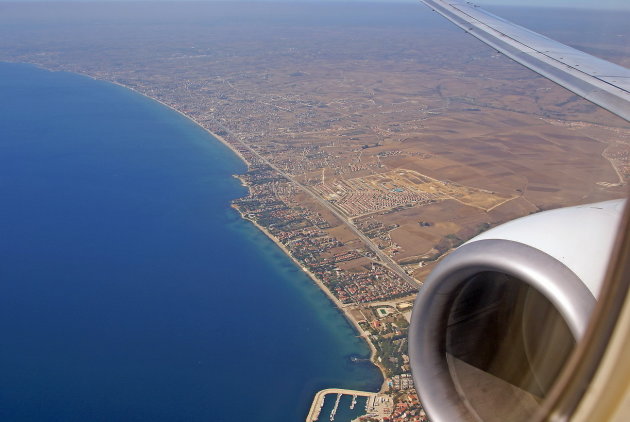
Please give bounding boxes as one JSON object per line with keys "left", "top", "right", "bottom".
{"left": 408, "top": 199, "right": 625, "bottom": 422}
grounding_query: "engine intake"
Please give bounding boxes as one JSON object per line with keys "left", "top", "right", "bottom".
{"left": 409, "top": 200, "right": 625, "bottom": 422}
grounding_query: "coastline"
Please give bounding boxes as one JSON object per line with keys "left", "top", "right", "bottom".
{"left": 105, "top": 81, "right": 388, "bottom": 382}
{"left": 105, "top": 80, "right": 251, "bottom": 167}
{"left": 0, "top": 60, "right": 390, "bottom": 422}
{"left": 47, "top": 66, "right": 388, "bottom": 390}
{"left": 231, "top": 196, "right": 384, "bottom": 378}
{"left": 158, "top": 104, "right": 387, "bottom": 386}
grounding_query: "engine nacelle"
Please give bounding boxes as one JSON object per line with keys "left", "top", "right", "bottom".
{"left": 409, "top": 199, "right": 625, "bottom": 422}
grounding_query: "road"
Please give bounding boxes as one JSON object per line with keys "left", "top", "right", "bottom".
{"left": 221, "top": 126, "right": 420, "bottom": 289}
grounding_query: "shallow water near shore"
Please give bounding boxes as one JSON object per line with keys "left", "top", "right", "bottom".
{"left": 0, "top": 62, "right": 382, "bottom": 421}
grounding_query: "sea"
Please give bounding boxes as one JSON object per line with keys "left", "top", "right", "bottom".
{"left": 0, "top": 62, "right": 382, "bottom": 422}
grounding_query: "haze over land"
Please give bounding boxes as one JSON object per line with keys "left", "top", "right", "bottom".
{"left": 1, "top": 2, "right": 629, "bottom": 420}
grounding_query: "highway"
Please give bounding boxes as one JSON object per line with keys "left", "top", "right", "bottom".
{"left": 221, "top": 126, "right": 420, "bottom": 289}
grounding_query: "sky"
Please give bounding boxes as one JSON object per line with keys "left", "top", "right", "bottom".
{"left": 0, "top": 0, "right": 628, "bottom": 10}
{"left": 0, "top": 0, "right": 624, "bottom": 5}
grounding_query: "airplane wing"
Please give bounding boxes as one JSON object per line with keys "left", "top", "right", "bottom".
{"left": 420, "top": 0, "right": 630, "bottom": 122}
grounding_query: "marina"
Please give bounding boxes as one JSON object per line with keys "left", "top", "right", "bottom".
{"left": 307, "top": 389, "right": 377, "bottom": 422}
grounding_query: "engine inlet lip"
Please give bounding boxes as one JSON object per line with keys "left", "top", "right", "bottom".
{"left": 408, "top": 238, "right": 596, "bottom": 422}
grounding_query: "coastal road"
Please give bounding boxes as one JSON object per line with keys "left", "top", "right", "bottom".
{"left": 221, "top": 126, "right": 420, "bottom": 289}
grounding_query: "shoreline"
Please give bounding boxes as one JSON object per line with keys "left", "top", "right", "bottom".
{"left": 231, "top": 195, "right": 385, "bottom": 381}
{"left": 151, "top": 102, "right": 389, "bottom": 388}
{"left": 105, "top": 81, "right": 251, "bottom": 168}
{"left": 103, "top": 80, "right": 389, "bottom": 386}
{"left": 4, "top": 61, "right": 251, "bottom": 168}
{"left": 38, "top": 65, "right": 389, "bottom": 390}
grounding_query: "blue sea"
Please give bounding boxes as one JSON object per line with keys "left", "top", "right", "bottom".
{"left": 0, "top": 62, "right": 382, "bottom": 421}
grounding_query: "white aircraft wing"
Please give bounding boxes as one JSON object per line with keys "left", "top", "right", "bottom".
{"left": 420, "top": 0, "right": 630, "bottom": 121}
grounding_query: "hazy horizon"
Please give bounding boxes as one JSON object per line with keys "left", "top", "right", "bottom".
{"left": 0, "top": 0, "right": 628, "bottom": 11}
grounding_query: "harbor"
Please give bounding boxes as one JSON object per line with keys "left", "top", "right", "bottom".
{"left": 307, "top": 389, "right": 392, "bottom": 422}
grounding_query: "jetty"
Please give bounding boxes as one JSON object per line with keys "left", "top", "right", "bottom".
{"left": 330, "top": 393, "right": 341, "bottom": 421}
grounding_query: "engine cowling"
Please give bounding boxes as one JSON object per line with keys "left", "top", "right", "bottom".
{"left": 409, "top": 199, "right": 626, "bottom": 422}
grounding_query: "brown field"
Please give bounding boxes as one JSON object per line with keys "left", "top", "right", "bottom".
{"left": 384, "top": 200, "right": 491, "bottom": 261}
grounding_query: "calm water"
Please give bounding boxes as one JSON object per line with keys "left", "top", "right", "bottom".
{"left": 0, "top": 62, "right": 381, "bottom": 421}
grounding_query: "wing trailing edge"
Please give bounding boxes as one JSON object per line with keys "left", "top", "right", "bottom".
{"left": 420, "top": 0, "right": 630, "bottom": 122}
